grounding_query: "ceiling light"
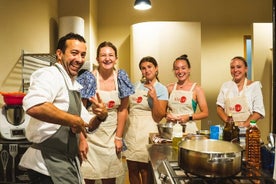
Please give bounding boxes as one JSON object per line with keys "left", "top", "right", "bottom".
{"left": 134, "top": 0, "right": 152, "bottom": 10}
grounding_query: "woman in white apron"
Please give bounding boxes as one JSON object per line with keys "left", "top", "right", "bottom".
{"left": 77, "top": 41, "right": 134, "bottom": 184}
{"left": 124, "top": 56, "right": 168, "bottom": 184}
{"left": 216, "top": 56, "right": 265, "bottom": 145}
{"left": 166, "top": 54, "right": 209, "bottom": 134}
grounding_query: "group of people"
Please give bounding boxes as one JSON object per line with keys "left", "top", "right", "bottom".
{"left": 19, "top": 32, "right": 265, "bottom": 184}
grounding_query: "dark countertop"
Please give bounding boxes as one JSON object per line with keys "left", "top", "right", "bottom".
{"left": 0, "top": 138, "right": 30, "bottom": 144}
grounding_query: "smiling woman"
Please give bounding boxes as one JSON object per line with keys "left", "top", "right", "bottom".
{"left": 216, "top": 56, "right": 265, "bottom": 148}
{"left": 166, "top": 54, "right": 209, "bottom": 134}
{"left": 77, "top": 41, "right": 135, "bottom": 184}
{"left": 124, "top": 56, "right": 168, "bottom": 184}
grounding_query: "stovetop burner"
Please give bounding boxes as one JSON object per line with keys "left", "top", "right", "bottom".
{"left": 157, "top": 160, "right": 276, "bottom": 184}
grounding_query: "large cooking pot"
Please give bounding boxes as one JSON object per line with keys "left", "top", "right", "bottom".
{"left": 0, "top": 92, "right": 26, "bottom": 105}
{"left": 178, "top": 139, "right": 243, "bottom": 177}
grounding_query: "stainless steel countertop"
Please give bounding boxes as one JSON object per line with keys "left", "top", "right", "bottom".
{"left": 147, "top": 143, "right": 178, "bottom": 184}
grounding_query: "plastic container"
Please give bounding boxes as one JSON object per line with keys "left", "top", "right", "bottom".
{"left": 0, "top": 92, "right": 26, "bottom": 105}
{"left": 210, "top": 125, "right": 219, "bottom": 140}
{"left": 172, "top": 122, "right": 182, "bottom": 149}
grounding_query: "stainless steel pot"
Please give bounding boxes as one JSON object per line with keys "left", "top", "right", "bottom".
{"left": 178, "top": 139, "right": 243, "bottom": 177}
{"left": 4, "top": 105, "right": 25, "bottom": 125}
{"left": 157, "top": 122, "right": 174, "bottom": 139}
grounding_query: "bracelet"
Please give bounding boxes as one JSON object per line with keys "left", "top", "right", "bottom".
{"left": 115, "top": 136, "right": 123, "bottom": 141}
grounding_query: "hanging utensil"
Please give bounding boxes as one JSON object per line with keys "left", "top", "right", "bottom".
{"left": 9, "top": 144, "right": 18, "bottom": 183}
{"left": 1, "top": 150, "right": 9, "bottom": 182}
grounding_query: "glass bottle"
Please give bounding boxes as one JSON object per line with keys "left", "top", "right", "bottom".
{"left": 223, "top": 114, "right": 240, "bottom": 142}
{"left": 172, "top": 121, "right": 182, "bottom": 149}
{"left": 245, "top": 120, "right": 261, "bottom": 176}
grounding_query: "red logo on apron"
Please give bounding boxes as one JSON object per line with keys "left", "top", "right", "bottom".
{"left": 235, "top": 104, "right": 242, "bottom": 112}
{"left": 108, "top": 100, "right": 115, "bottom": 108}
{"left": 137, "top": 96, "right": 143, "bottom": 103}
{"left": 180, "top": 96, "right": 186, "bottom": 103}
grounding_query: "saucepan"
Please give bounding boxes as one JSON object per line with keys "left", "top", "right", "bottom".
{"left": 157, "top": 122, "right": 174, "bottom": 139}
{"left": 178, "top": 139, "right": 243, "bottom": 177}
{"left": 0, "top": 92, "right": 26, "bottom": 105}
{"left": 157, "top": 122, "right": 187, "bottom": 140}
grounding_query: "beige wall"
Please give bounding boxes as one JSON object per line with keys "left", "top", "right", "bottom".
{"left": 0, "top": 0, "right": 97, "bottom": 105}
{"left": 253, "top": 23, "right": 273, "bottom": 141}
{"left": 0, "top": 0, "right": 58, "bottom": 94}
{"left": 130, "top": 21, "right": 201, "bottom": 85}
{"left": 0, "top": 0, "right": 273, "bottom": 139}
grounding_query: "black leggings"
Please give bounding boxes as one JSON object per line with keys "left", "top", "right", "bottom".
{"left": 27, "top": 169, "right": 54, "bottom": 184}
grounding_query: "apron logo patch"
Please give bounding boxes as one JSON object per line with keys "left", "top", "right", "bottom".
{"left": 107, "top": 100, "right": 115, "bottom": 108}
{"left": 180, "top": 96, "right": 186, "bottom": 103}
{"left": 235, "top": 104, "right": 242, "bottom": 112}
{"left": 136, "top": 96, "right": 143, "bottom": 103}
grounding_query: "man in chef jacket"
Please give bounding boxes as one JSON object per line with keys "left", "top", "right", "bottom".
{"left": 19, "top": 32, "right": 107, "bottom": 184}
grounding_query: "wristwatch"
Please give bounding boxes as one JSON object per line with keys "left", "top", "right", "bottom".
{"left": 189, "top": 114, "right": 193, "bottom": 121}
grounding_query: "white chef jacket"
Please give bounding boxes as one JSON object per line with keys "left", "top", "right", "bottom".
{"left": 19, "top": 63, "right": 93, "bottom": 176}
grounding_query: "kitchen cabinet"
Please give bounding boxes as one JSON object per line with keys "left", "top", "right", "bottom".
{"left": 0, "top": 138, "right": 31, "bottom": 183}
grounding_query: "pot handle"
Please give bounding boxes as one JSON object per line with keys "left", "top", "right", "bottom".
{"left": 208, "top": 157, "right": 234, "bottom": 163}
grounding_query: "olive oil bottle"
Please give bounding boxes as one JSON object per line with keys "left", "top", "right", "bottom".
{"left": 245, "top": 120, "right": 261, "bottom": 175}
{"left": 172, "top": 121, "right": 182, "bottom": 149}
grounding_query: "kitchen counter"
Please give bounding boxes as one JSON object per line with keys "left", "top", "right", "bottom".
{"left": 147, "top": 143, "right": 178, "bottom": 184}
{"left": 147, "top": 141, "right": 276, "bottom": 184}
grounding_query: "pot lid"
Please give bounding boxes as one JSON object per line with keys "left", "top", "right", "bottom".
{"left": 179, "top": 139, "right": 243, "bottom": 153}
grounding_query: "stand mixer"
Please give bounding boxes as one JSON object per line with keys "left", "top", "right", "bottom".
{"left": 0, "top": 92, "right": 29, "bottom": 140}
{"left": 0, "top": 104, "right": 30, "bottom": 140}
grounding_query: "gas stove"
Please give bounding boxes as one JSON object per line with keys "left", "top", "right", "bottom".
{"left": 157, "top": 159, "right": 276, "bottom": 184}
{"left": 147, "top": 143, "right": 276, "bottom": 184}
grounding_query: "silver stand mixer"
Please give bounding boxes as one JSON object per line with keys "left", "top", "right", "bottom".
{"left": 0, "top": 104, "right": 30, "bottom": 140}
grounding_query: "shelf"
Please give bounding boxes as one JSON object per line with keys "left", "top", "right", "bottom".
{"left": 21, "top": 51, "right": 56, "bottom": 92}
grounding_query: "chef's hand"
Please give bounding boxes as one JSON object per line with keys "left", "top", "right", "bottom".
{"left": 144, "top": 81, "right": 157, "bottom": 99}
{"left": 79, "top": 132, "right": 88, "bottom": 165}
{"left": 89, "top": 92, "right": 108, "bottom": 121}
{"left": 71, "top": 116, "right": 88, "bottom": 137}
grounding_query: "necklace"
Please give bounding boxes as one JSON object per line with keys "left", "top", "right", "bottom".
{"left": 177, "top": 82, "right": 185, "bottom": 88}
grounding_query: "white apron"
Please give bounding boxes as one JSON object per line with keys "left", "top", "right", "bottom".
{"left": 225, "top": 78, "right": 251, "bottom": 123}
{"left": 224, "top": 79, "right": 250, "bottom": 148}
{"left": 81, "top": 71, "right": 124, "bottom": 179}
{"left": 124, "top": 82, "right": 158, "bottom": 163}
{"left": 168, "top": 83, "right": 198, "bottom": 134}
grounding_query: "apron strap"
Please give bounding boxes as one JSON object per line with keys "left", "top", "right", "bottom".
{"left": 190, "top": 83, "right": 197, "bottom": 91}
